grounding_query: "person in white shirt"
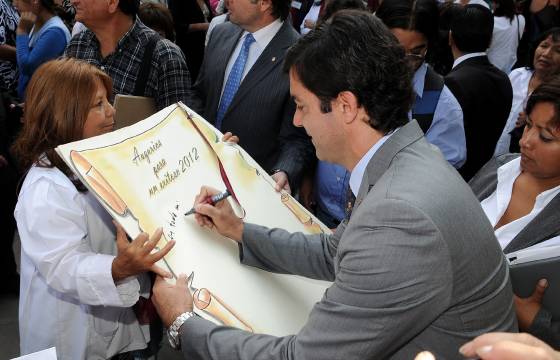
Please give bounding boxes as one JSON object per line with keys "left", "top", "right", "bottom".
{"left": 495, "top": 27, "right": 560, "bottom": 156}
{"left": 488, "top": 0, "right": 525, "bottom": 73}
{"left": 11, "top": 58, "right": 175, "bottom": 360}
{"left": 470, "top": 80, "right": 560, "bottom": 349}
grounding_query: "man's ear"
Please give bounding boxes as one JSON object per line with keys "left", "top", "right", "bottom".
{"left": 107, "top": 0, "right": 120, "bottom": 14}
{"left": 336, "top": 91, "right": 360, "bottom": 124}
{"left": 260, "top": 0, "right": 273, "bottom": 14}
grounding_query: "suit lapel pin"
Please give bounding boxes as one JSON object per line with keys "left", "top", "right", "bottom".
{"left": 272, "top": 57, "right": 276, "bottom": 62}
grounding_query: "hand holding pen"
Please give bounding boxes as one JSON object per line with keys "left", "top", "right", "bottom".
{"left": 190, "top": 186, "right": 244, "bottom": 242}
{"left": 184, "top": 190, "right": 231, "bottom": 216}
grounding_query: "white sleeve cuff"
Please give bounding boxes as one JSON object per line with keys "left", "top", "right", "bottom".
{"left": 76, "top": 254, "right": 140, "bottom": 307}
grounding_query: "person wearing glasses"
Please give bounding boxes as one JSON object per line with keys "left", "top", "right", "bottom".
{"left": 376, "top": 0, "right": 467, "bottom": 169}
{"left": 445, "top": 4, "right": 513, "bottom": 180}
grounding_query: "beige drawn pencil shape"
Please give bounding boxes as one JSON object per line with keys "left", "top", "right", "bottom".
{"left": 70, "top": 150, "right": 128, "bottom": 216}
{"left": 187, "top": 272, "right": 253, "bottom": 332}
{"left": 280, "top": 193, "right": 324, "bottom": 234}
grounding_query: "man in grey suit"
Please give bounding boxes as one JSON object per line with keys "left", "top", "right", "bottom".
{"left": 191, "top": 0, "right": 314, "bottom": 192}
{"left": 153, "top": 11, "right": 517, "bottom": 359}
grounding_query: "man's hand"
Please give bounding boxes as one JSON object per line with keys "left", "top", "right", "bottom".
{"left": 152, "top": 274, "right": 194, "bottom": 327}
{"left": 221, "top": 131, "right": 239, "bottom": 144}
{"left": 111, "top": 222, "right": 175, "bottom": 282}
{"left": 459, "top": 332, "right": 560, "bottom": 360}
{"left": 193, "top": 186, "right": 244, "bottom": 242}
{"left": 272, "top": 171, "right": 291, "bottom": 194}
{"left": 17, "top": 12, "right": 36, "bottom": 34}
{"left": 515, "top": 278, "right": 548, "bottom": 330}
{"left": 515, "top": 111, "right": 527, "bottom": 128}
{"left": 303, "top": 19, "right": 316, "bottom": 29}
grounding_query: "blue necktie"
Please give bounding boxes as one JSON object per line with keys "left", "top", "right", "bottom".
{"left": 216, "top": 33, "right": 255, "bottom": 129}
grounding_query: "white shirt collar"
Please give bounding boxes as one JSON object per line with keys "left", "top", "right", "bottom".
{"left": 244, "top": 18, "right": 283, "bottom": 51}
{"left": 452, "top": 52, "right": 486, "bottom": 69}
{"left": 349, "top": 130, "right": 397, "bottom": 196}
{"left": 480, "top": 157, "right": 560, "bottom": 251}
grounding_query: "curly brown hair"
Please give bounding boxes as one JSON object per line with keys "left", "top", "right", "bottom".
{"left": 11, "top": 58, "right": 112, "bottom": 190}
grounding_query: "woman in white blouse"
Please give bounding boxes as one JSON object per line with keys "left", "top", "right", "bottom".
{"left": 495, "top": 27, "right": 560, "bottom": 156}
{"left": 11, "top": 58, "right": 174, "bottom": 359}
{"left": 488, "top": 0, "right": 525, "bottom": 73}
{"left": 470, "top": 80, "right": 560, "bottom": 349}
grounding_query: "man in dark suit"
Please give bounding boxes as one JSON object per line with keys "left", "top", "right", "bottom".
{"left": 152, "top": 11, "right": 516, "bottom": 359}
{"left": 191, "top": 0, "right": 314, "bottom": 192}
{"left": 445, "top": 4, "right": 513, "bottom": 180}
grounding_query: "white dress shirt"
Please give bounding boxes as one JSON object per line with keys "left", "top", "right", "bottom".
{"left": 221, "top": 19, "right": 283, "bottom": 97}
{"left": 349, "top": 131, "right": 395, "bottom": 196}
{"left": 452, "top": 52, "right": 487, "bottom": 69}
{"left": 494, "top": 68, "right": 533, "bottom": 156}
{"left": 454, "top": 0, "right": 490, "bottom": 8}
{"left": 488, "top": 15, "right": 525, "bottom": 74}
{"left": 410, "top": 63, "right": 466, "bottom": 168}
{"left": 480, "top": 157, "right": 560, "bottom": 252}
{"left": 15, "top": 164, "right": 149, "bottom": 359}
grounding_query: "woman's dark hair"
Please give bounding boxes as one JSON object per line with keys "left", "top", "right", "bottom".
{"left": 493, "top": 0, "right": 516, "bottom": 22}
{"left": 527, "top": 27, "right": 560, "bottom": 70}
{"left": 525, "top": 76, "right": 560, "bottom": 128}
{"left": 139, "top": 2, "right": 176, "bottom": 41}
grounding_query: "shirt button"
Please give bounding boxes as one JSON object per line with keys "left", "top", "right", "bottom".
{"left": 336, "top": 177, "right": 341, "bottom": 182}
{"left": 100, "top": 66, "right": 105, "bottom": 71}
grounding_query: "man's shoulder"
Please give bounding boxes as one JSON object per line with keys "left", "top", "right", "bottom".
{"left": 276, "top": 20, "right": 300, "bottom": 42}
{"left": 153, "top": 37, "right": 185, "bottom": 60}
{"left": 66, "top": 29, "right": 95, "bottom": 49}
{"left": 211, "top": 21, "right": 243, "bottom": 40}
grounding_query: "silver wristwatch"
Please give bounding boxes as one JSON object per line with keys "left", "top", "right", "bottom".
{"left": 167, "top": 311, "right": 195, "bottom": 350}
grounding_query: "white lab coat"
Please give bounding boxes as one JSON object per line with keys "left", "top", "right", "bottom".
{"left": 15, "top": 163, "right": 150, "bottom": 360}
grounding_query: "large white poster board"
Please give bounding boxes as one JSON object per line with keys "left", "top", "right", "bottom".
{"left": 56, "top": 103, "right": 330, "bottom": 336}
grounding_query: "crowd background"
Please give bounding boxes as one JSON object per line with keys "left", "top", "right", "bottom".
{"left": 1, "top": 0, "right": 560, "bottom": 358}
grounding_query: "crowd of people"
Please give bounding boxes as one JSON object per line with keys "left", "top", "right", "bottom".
{"left": 1, "top": 0, "right": 560, "bottom": 359}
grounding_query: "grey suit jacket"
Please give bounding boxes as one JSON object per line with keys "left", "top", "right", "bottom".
{"left": 181, "top": 121, "right": 517, "bottom": 359}
{"left": 191, "top": 21, "right": 314, "bottom": 188}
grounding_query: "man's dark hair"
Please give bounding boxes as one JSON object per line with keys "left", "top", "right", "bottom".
{"left": 526, "top": 76, "right": 560, "bottom": 128}
{"left": 375, "top": 0, "right": 439, "bottom": 46}
{"left": 449, "top": 4, "right": 493, "bottom": 53}
{"left": 118, "top": 0, "right": 140, "bottom": 17}
{"left": 284, "top": 10, "right": 412, "bottom": 134}
{"left": 270, "top": 0, "right": 291, "bottom": 20}
{"left": 139, "top": 2, "right": 176, "bottom": 41}
{"left": 319, "top": 0, "right": 367, "bottom": 24}
{"left": 527, "top": 27, "right": 560, "bottom": 70}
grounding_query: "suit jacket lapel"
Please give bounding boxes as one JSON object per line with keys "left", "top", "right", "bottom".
{"left": 224, "top": 22, "right": 294, "bottom": 116}
{"left": 504, "top": 194, "right": 560, "bottom": 253}
{"left": 353, "top": 121, "right": 425, "bottom": 210}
